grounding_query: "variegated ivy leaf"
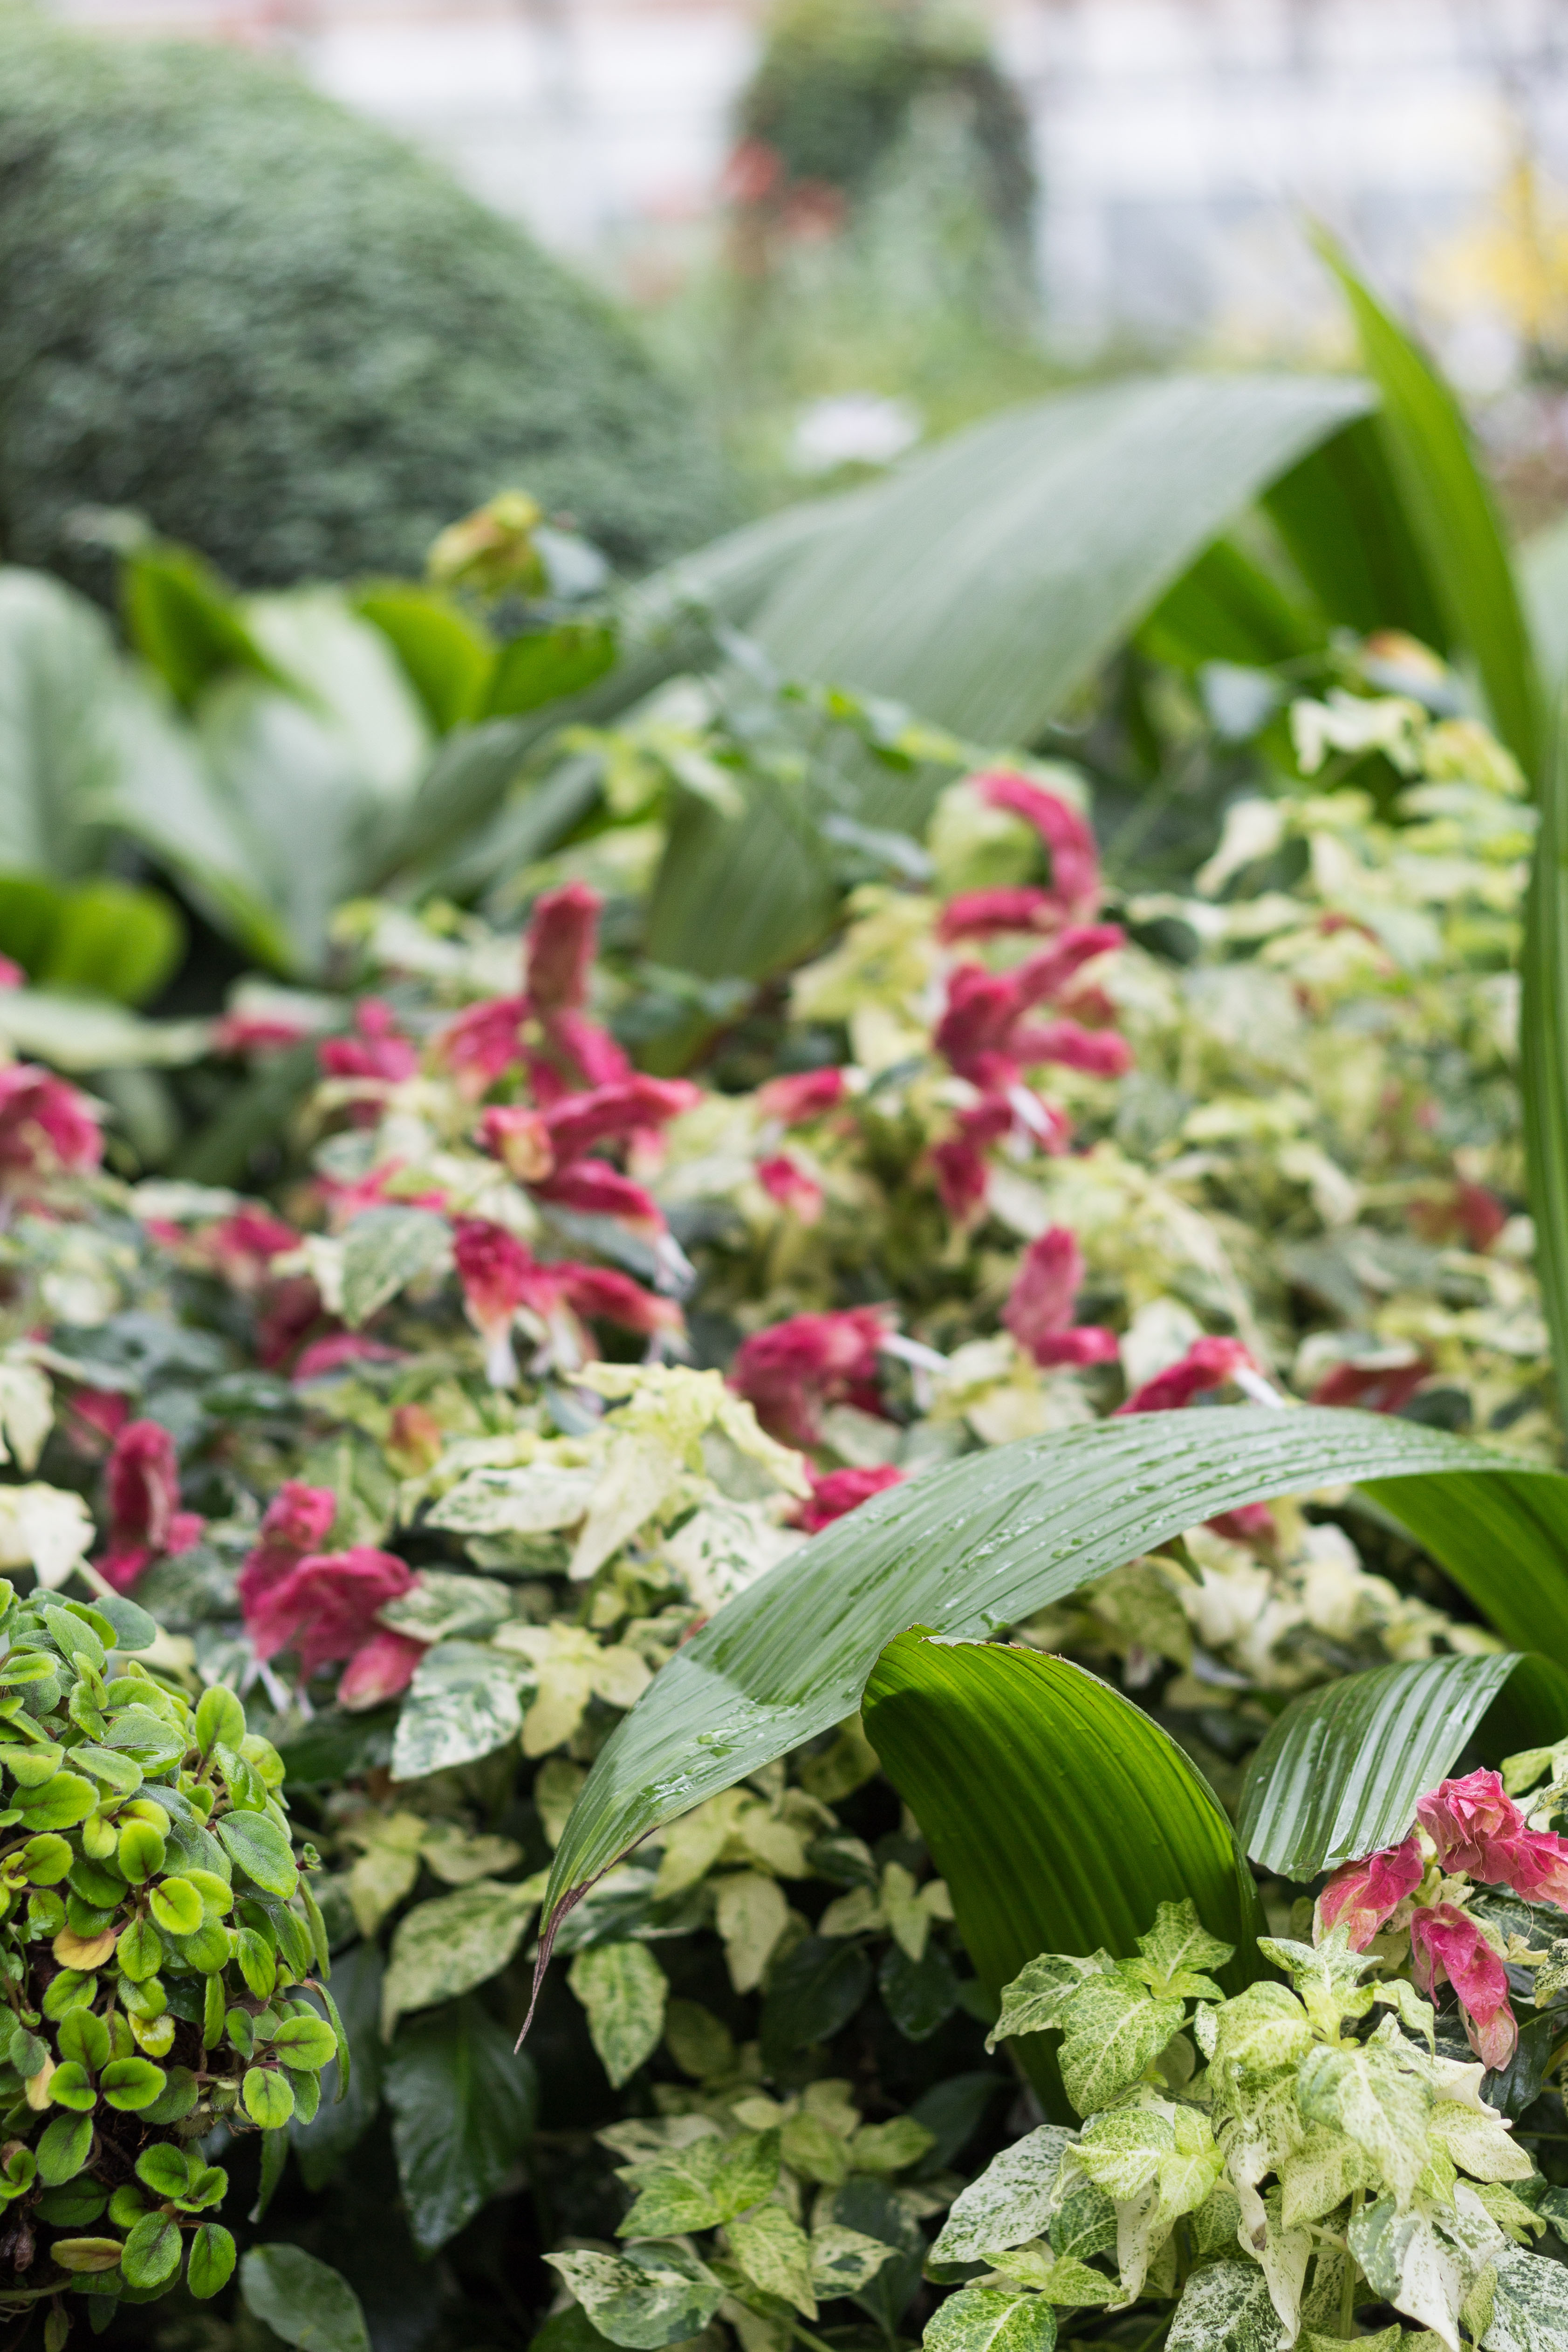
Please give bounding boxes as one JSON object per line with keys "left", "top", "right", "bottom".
{"left": 1069, "top": 2106, "right": 1175, "bottom": 2204}
{"left": 1374, "top": 1978, "right": 1436, "bottom": 2051}
{"left": 1048, "top": 2182, "right": 1116, "bottom": 2263}
{"left": 808, "top": 2223, "right": 894, "bottom": 2298}
{"left": 378, "top": 1572, "right": 510, "bottom": 1643}
{"left": 923, "top": 2286, "right": 1057, "bottom": 2352}
{"left": 379, "top": 1877, "right": 539, "bottom": 2039}
{"left": 1130, "top": 1899, "right": 1234, "bottom": 2001}
{"left": 418, "top": 1821, "right": 524, "bottom": 1887}
{"left": 714, "top": 1871, "right": 789, "bottom": 1995}
{"left": 425, "top": 1464, "right": 597, "bottom": 1535}
{"left": 1349, "top": 2199, "right": 1466, "bottom": 2352}
{"left": 1277, "top": 2121, "right": 1376, "bottom": 2229}
{"left": 986, "top": 1954, "right": 1112, "bottom": 2054}
{"left": 1207, "top": 1981, "right": 1313, "bottom": 2088}
{"left": 728, "top": 2204, "right": 817, "bottom": 2319}
{"left": 1058, "top": 1968, "right": 1185, "bottom": 2117}
{"left": 1189, "top": 2185, "right": 1244, "bottom": 2262}
{"left": 1533, "top": 1939, "right": 1568, "bottom": 2007}
{"left": 1253, "top": 2187, "right": 1312, "bottom": 2338}
{"left": 1301, "top": 2331, "right": 1404, "bottom": 2352}
{"left": 0, "top": 1359, "right": 52, "bottom": 1473}
{"left": 568, "top": 1942, "right": 668, "bottom": 2090}
{"left": 1256, "top": 1929, "right": 1377, "bottom": 2041}
{"left": 1166, "top": 2262, "right": 1284, "bottom": 2352}
{"left": 986, "top": 2245, "right": 1116, "bottom": 2308}
{"left": 1476, "top": 2239, "right": 1568, "bottom": 2352}
{"left": 547, "top": 2241, "right": 725, "bottom": 2351}
{"left": 1429, "top": 2098, "right": 1534, "bottom": 2185}
{"left": 1296, "top": 2033, "right": 1434, "bottom": 2210}
{"left": 388, "top": 1639, "right": 534, "bottom": 1780}
{"left": 617, "top": 2128, "right": 781, "bottom": 2237}
{"left": 929, "top": 2126, "right": 1078, "bottom": 2268}
{"left": 850, "top": 2119, "right": 935, "bottom": 2174}
{"left": 1472, "top": 2185, "right": 1546, "bottom": 2244}
{"left": 339, "top": 1206, "right": 451, "bottom": 1328}
{"left": 1104, "top": 2105, "right": 1223, "bottom": 2300}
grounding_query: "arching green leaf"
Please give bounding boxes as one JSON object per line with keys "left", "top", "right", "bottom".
{"left": 539, "top": 1408, "right": 1568, "bottom": 1968}
{"left": 1238, "top": 1652, "right": 1568, "bottom": 1877}
{"left": 864, "top": 1631, "right": 1266, "bottom": 2112}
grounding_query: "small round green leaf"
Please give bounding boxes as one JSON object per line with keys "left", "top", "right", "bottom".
{"left": 241, "top": 2067, "right": 295, "bottom": 2128}
{"left": 133, "top": 2143, "right": 191, "bottom": 2201}
{"left": 270, "top": 2013, "right": 336, "bottom": 2072}
{"left": 20, "top": 1833, "right": 72, "bottom": 1884}
{"left": 117, "top": 1821, "right": 166, "bottom": 1885}
{"left": 148, "top": 1877, "right": 202, "bottom": 1937}
{"left": 49, "top": 2238, "right": 123, "bottom": 2274}
{"left": 36, "top": 2113, "right": 93, "bottom": 2185}
{"left": 100, "top": 2056, "right": 167, "bottom": 2112}
{"left": 5, "top": 1742, "right": 64, "bottom": 1786}
{"left": 121, "top": 2210, "right": 182, "bottom": 2290}
{"left": 17, "top": 1773, "right": 99, "bottom": 1830}
{"left": 48, "top": 2061, "right": 97, "bottom": 2113}
{"left": 195, "top": 1687, "right": 246, "bottom": 1756}
{"left": 56, "top": 2008, "right": 110, "bottom": 2071}
{"left": 115, "top": 1917, "right": 163, "bottom": 1982}
{"left": 188, "top": 2224, "right": 236, "bottom": 2301}
{"left": 217, "top": 1813, "right": 298, "bottom": 1899}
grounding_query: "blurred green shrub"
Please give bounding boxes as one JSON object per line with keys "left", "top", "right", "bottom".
{"left": 0, "top": 14, "right": 731, "bottom": 593}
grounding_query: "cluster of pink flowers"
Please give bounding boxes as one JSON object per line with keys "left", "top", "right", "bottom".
{"left": 97, "top": 1420, "right": 205, "bottom": 1591}
{"left": 0, "top": 1063, "right": 103, "bottom": 1192}
{"left": 924, "top": 776, "right": 1131, "bottom": 1229}
{"left": 236, "top": 1481, "right": 423, "bottom": 1708}
{"left": 1316, "top": 1766, "right": 1568, "bottom": 2069}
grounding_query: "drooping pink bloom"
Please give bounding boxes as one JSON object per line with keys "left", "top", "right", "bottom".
{"left": 236, "top": 1482, "right": 338, "bottom": 1621}
{"left": 1207, "top": 1504, "right": 1278, "bottom": 1547}
{"left": 542, "top": 1077, "right": 701, "bottom": 1166}
{"left": 934, "top": 928, "right": 1125, "bottom": 1091}
{"left": 972, "top": 773, "right": 1102, "bottom": 921}
{"left": 930, "top": 1095, "right": 1070, "bottom": 1227}
{"left": 1115, "top": 1336, "right": 1256, "bottom": 1415}
{"left": 1002, "top": 1228, "right": 1119, "bottom": 1368}
{"left": 1409, "top": 1903, "right": 1517, "bottom": 2071}
{"left": 757, "top": 1153, "right": 824, "bottom": 1224}
{"left": 527, "top": 1008, "right": 633, "bottom": 1098}
{"left": 533, "top": 1161, "right": 666, "bottom": 1236}
{"left": 338, "top": 1628, "right": 425, "bottom": 1711}
{"left": 99, "top": 1420, "right": 205, "bottom": 1591}
{"left": 244, "top": 1545, "right": 416, "bottom": 1685}
{"left": 1411, "top": 1181, "right": 1509, "bottom": 1255}
{"left": 255, "top": 1275, "right": 329, "bottom": 1372}
{"left": 525, "top": 882, "right": 600, "bottom": 1013}
{"left": 757, "top": 1068, "right": 846, "bottom": 1125}
{"left": 0, "top": 1065, "right": 103, "bottom": 1185}
{"left": 318, "top": 1000, "right": 418, "bottom": 1085}
{"left": 793, "top": 1463, "right": 905, "bottom": 1533}
{"left": 292, "top": 1334, "right": 409, "bottom": 1385}
{"left": 1412, "top": 1769, "right": 1568, "bottom": 1909}
{"left": 554, "top": 1264, "right": 684, "bottom": 1341}
{"left": 1311, "top": 1357, "right": 1431, "bottom": 1414}
{"left": 1009, "top": 1019, "right": 1133, "bottom": 1080}
{"left": 937, "top": 888, "right": 1059, "bottom": 945}
{"left": 199, "top": 1209, "right": 299, "bottom": 1290}
{"left": 0, "top": 958, "right": 24, "bottom": 991}
{"left": 1315, "top": 1832, "right": 1424, "bottom": 1950}
{"left": 931, "top": 1131, "right": 991, "bottom": 1225}
{"left": 66, "top": 1387, "right": 130, "bottom": 1456}
{"left": 729, "top": 1308, "right": 891, "bottom": 1448}
{"left": 452, "top": 1218, "right": 543, "bottom": 1386}
{"left": 437, "top": 996, "right": 526, "bottom": 1095}
{"left": 479, "top": 1104, "right": 555, "bottom": 1183}
{"left": 1417, "top": 1769, "right": 1524, "bottom": 1878}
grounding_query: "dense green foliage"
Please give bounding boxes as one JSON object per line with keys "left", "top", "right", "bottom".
{"left": 0, "top": 16, "right": 730, "bottom": 592}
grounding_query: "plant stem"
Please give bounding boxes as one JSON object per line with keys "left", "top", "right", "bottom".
{"left": 789, "top": 2323, "right": 839, "bottom": 2352}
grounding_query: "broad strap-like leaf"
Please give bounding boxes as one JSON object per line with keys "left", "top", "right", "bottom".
{"left": 539, "top": 1407, "right": 1568, "bottom": 1977}
{"left": 1317, "top": 232, "right": 1543, "bottom": 782}
{"left": 863, "top": 1633, "right": 1265, "bottom": 2113}
{"left": 745, "top": 374, "right": 1372, "bottom": 746}
{"left": 1238, "top": 1652, "right": 1568, "bottom": 1877}
{"left": 1263, "top": 412, "right": 1450, "bottom": 650}
{"left": 1522, "top": 693, "right": 1568, "bottom": 1429}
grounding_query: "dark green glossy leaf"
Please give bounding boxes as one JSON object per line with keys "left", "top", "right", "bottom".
{"left": 879, "top": 1936, "right": 960, "bottom": 2042}
{"left": 541, "top": 1408, "right": 1568, "bottom": 1957}
{"left": 123, "top": 542, "right": 285, "bottom": 709}
{"left": 240, "top": 2244, "right": 370, "bottom": 2352}
{"left": 1138, "top": 536, "right": 1324, "bottom": 672}
{"left": 759, "top": 1937, "right": 870, "bottom": 2069}
{"left": 1317, "top": 232, "right": 1543, "bottom": 779}
{"left": 864, "top": 1632, "right": 1264, "bottom": 2112}
{"left": 1238, "top": 1652, "right": 1568, "bottom": 1877}
{"left": 383, "top": 1995, "right": 537, "bottom": 2253}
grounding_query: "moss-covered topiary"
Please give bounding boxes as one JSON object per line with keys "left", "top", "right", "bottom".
{"left": 0, "top": 15, "right": 731, "bottom": 590}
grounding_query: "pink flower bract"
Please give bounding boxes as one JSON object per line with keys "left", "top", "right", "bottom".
{"left": 246, "top": 1545, "right": 416, "bottom": 1682}
{"left": 729, "top": 1307, "right": 890, "bottom": 1447}
{"left": 793, "top": 1463, "right": 904, "bottom": 1533}
{"left": 99, "top": 1419, "right": 205, "bottom": 1591}
{"left": 1315, "top": 1832, "right": 1423, "bottom": 1949}
{"left": 1409, "top": 1901, "right": 1518, "bottom": 2071}
{"left": 1001, "top": 1227, "right": 1118, "bottom": 1369}
{"left": 1115, "top": 1336, "right": 1255, "bottom": 1415}
{"left": 525, "top": 882, "right": 600, "bottom": 1013}
{"left": 0, "top": 1065, "right": 103, "bottom": 1185}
